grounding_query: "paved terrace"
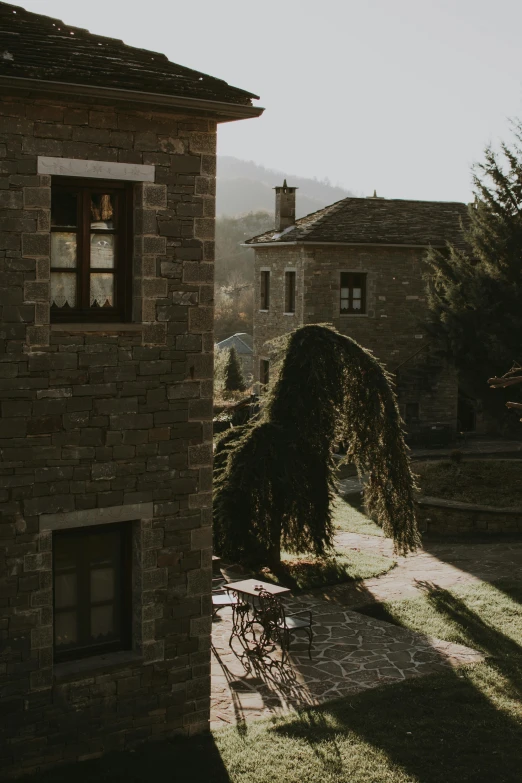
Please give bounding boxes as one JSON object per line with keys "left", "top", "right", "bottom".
{"left": 211, "top": 528, "right": 522, "bottom": 729}
{"left": 211, "top": 595, "right": 482, "bottom": 729}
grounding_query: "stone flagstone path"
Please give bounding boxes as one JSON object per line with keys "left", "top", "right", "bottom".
{"left": 211, "top": 594, "right": 482, "bottom": 729}
{"left": 327, "top": 531, "right": 522, "bottom": 604}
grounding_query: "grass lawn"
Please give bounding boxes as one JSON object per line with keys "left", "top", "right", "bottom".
{"left": 259, "top": 548, "right": 394, "bottom": 592}
{"left": 256, "top": 496, "right": 394, "bottom": 591}
{"left": 413, "top": 458, "right": 522, "bottom": 507}
{"left": 32, "top": 578, "right": 522, "bottom": 783}
{"left": 332, "top": 495, "right": 384, "bottom": 537}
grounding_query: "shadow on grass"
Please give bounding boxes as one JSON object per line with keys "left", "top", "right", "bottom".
{"left": 21, "top": 733, "right": 231, "bottom": 783}
{"left": 274, "top": 583, "right": 522, "bottom": 783}
{"left": 417, "top": 581, "right": 522, "bottom": 696}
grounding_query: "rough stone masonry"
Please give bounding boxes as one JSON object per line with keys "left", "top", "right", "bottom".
{"left": 0, "top": 92, "right": 217, "bottom": 776}
{"left": 0, "top": 6, "right": 262, "bottom": 766}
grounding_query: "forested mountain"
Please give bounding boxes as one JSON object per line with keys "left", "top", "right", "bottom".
{"left": 216, "top": 156, "right": 354, "bottom": 218}
{"left": 214, "top": 211, "right": 272, "bottom": 342}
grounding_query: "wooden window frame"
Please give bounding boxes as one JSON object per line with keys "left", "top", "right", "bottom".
{"left": 340, "top": 272, "right": 367, "bottom": 314}
{"left": 260, "top": 270, "right": 270, "bottom": 311}
{"left": 50, "top": 177, "right": 133, "bottom": 323}
{"left": 284, "top": 270, "right": 296, "bottom": 314}
{"left": 52, "top": 522, "right": 132, "bottom": 664}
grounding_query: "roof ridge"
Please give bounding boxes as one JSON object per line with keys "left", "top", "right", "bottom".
{"left": 244, "top": 196, "right": 470, "bottom": 248}
{"left": 234, "top": 334, "right": 252, "bottom": 351}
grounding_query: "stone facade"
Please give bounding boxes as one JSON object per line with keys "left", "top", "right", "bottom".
{"left": 0, "top": 94, "right": 217, "bottom": 776}
{"left": 252, "top": 244, "right": 458, "bottom": 434}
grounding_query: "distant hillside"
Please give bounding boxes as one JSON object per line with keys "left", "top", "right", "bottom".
{"left": 216, "top": 156, "right": 354, "bottom": 218}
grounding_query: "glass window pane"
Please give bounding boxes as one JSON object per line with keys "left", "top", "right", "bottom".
{"left": 353, "top": 300, "right": 361, "bottom": 310}
{"left": 51, "top": 272, "right": 77, "bottom": 309}
{"left": 55, "top": 573, "right": 77, "bottom": 609}
{"left": 341, "top": 288, "right": 349, "bottom": 297}
{"left": 353, "top": 288, "right": 361, "bottom": 298}
{"left": 90, "top": 567, "right": 114, "bottom": 602}
{"left": 90, "top": 605, "right": 115, "bottom": 640}
{"left": 51, "top": 233, "right": 77, "bottom": 268}
{"left": 90, "top": 234, "right": 115, "bottom": 269}
{"left": 51, "top": 192, "right": 77, "bottom": 227}
{"left": 55, "top": 611, "right": 77, "bottom": 646}
{"left": 90, "top": 273, "right": 114, "bottom": 308}
{"left": 90, "top": 194, "right": 115, "bottom": 228}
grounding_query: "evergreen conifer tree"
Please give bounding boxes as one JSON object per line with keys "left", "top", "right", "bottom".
{"left": 214, "top": 325, "right": 419, "bottom": 568}
{"left": 223, "top": 346, "right": 246, "bottom": 393}
{"left": 425, "top": 122, "right": 522, "bottom": 420}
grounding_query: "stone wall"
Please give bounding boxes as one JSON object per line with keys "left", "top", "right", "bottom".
{"left": 417, "top": 497, "right": 522, "bottom": 534}
{"left": 252, "top": 247, "right": 304, "bottom": 382}
{"left": 252, "top": 243, "right": 458, "bottom": 430}
{"left": 0, "top": 94, "right": 215, "bottom": 776}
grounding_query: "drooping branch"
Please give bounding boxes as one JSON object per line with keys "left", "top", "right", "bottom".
{"left": 213, "top": 325, "right": 420, "bottom": 567}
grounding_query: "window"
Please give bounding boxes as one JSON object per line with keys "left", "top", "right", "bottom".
{"left": 284, "top": 270, "right": 296, "bottom": 314}
{"left": 51, "top": 179, "right": 132, "bottom": 322}
{"left": 53, "top": 523, "right": 132, "bottom": 663}
{"left": 260, "top": 359, "right": 269, "bottom": 387}
{"left": 260, "top": 270, "right": 270, "bottom": 310}
{"left": 340, "top": 273, "right": 366, "bottom": 314}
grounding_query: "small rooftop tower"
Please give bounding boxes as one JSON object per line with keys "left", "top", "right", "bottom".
{"left": 274, "top": 180, "right": 297, "bottom": 230}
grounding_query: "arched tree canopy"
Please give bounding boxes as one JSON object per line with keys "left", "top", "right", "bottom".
{"left": 214, "top": 325, "right": 420, "bottom": 568}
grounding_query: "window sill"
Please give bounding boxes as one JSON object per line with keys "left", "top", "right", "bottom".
{"left": 283, "top": 312, "right": 295, "bottom": 316}
{"left": 339, "top": 313, "right": 368, "bottom": 317}
{"left": 54, "top": 650, "right": 142, "bottom": 682}
{"left": 51, "top": 323, "right": 142, "bottom": 333}
{"left": 259, "top": 309, "right": 269, "bottom": 313}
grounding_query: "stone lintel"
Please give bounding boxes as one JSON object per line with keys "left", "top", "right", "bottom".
{"left": 37, "top": 156, "right": 155, "bottom": 182}
{"left": 40, "top": 502, "right": 154, "bottom": 531}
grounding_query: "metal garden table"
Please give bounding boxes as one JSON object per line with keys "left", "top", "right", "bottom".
{"left": 224, "top": 578, "right": 291, "bottom": 654}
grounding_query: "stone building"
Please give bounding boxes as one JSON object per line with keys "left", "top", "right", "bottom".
{"left": 246, "top": 183, "right": 470, "bottom": 440}
{"left": 0, "top": 2, "right": 262, "bottom": 776}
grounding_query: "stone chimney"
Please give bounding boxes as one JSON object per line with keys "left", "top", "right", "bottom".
{"left": 274, "top": 180, "right": 297, "bottom": 230}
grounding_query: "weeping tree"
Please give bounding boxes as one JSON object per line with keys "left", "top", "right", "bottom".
{"left": 224, "top": 346, "right": 246, "bottom": 393}
{"left": 214, "top": 324, "right": 420, "bottom": 568}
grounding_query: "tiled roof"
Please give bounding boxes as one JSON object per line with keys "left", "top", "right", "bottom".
{"left": 217, "top": 333, "right": 253, "bottom": 354}
{"left": 0, "top": 2, "right": 258, "bottom": 106}
{"left": 245, "top": 197, "right": 470, "bottom": 248}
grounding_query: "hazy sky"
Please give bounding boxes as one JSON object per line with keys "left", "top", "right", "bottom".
{"left": 13, "top": 0, "right": 522, "bottom": 203}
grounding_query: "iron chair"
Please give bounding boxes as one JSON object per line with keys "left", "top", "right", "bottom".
{"left": 257, "top": 589, "right": 313, "bottom": 662}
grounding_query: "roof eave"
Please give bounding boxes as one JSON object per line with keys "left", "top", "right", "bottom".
{"left": 242, "top": 240, "right": 451, "bottom": 248}
{"left": 0, "top": 75, "right": 265, "bottom": 122}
